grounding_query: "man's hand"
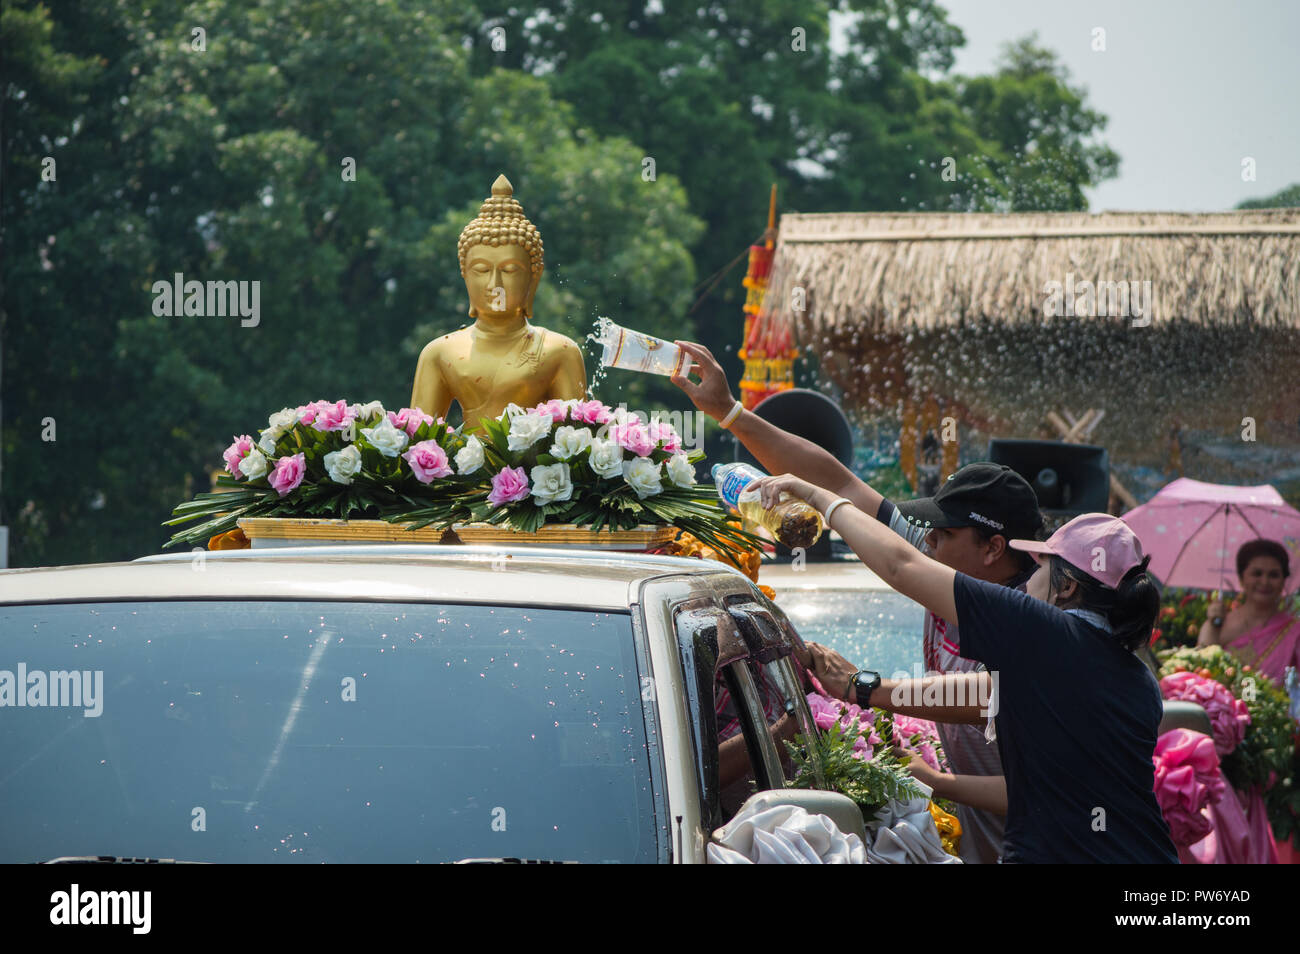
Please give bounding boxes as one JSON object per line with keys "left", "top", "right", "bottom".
{"left": 670, "top": 340, "right": 737, "bottom": 420}
{"left": 809, "top": 643, "right": 858, "bottom": 702}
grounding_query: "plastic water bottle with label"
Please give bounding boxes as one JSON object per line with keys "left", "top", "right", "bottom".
{"left": 593, "top": 317, "right": 688, "bottom": 378}
{"left": 711, "top": 462, "right": 825, "bottom": 550}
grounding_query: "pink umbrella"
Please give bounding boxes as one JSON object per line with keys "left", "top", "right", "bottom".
{"left": 1122, "top": 478, "right": 1300, "bottom": 593}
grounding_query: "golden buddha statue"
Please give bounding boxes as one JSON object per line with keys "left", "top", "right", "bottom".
{"left": 410, "top": 174, "right": 587, "bottom": 431}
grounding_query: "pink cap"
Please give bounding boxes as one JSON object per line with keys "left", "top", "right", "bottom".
{"left": 1009, "top": 513, "right": 1146, "bottom": 589}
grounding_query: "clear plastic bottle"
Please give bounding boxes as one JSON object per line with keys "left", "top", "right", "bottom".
{"left": 711, "top": 462, "right": 825, "bottom": 550}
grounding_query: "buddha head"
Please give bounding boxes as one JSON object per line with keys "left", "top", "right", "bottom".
{"left": 457, "top": 174, "right": 544, "bottom": 323}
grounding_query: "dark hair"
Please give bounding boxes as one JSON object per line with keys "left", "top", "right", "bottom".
{"left": 1047, "top": 554, "right": 1161, "bottom": 652}
{"left": 973, "top": 521, "right": 1040, "bottom": 573}
{"left": 1236, "top": 538, "right": 1290, "bottom": 580}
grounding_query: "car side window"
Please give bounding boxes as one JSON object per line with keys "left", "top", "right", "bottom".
{"left": 714, "top": 659, "right": 790, "bottom": 819}
{"left": 673, "top": 598, "right": 796, "bottom": 825}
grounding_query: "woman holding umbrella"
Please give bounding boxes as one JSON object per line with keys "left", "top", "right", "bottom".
{"left": 1199, "top": 539, "right": 1300, "bottom": 683}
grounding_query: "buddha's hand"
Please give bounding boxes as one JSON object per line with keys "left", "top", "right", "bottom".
{"left": 671, "top": 340, "right": 737, "bottom": 420}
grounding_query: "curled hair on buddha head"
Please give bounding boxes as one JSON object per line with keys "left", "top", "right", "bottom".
{"left": 1048, "top": 553, "right": 1160, "bottom": 653}
{"left": 1236, "top": 538, "right": 1290, "bottom": 580}
{"left": 457, "top": 174, "right": 545, "bottom": 278}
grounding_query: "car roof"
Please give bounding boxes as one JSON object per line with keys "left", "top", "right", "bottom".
{"left": 0, "top": 545, "right": 751, "bottom": 611}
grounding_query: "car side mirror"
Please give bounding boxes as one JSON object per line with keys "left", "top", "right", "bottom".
{"left": 714, "top": 789, "right": 867, "bottom": 845}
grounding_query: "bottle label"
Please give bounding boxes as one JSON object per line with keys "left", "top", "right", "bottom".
{"left": 716, "top": 464, "right": 766, "bottom": 508}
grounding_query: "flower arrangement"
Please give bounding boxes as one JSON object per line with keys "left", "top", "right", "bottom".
{"left": 1151, "top": 728, "right": 1226, "bottom": 848}
{"left": 892, "top": 714, "right": 948, "bottom": 773}
{"left": 165, "top": 398, "right": 760, "bottom": 557}
{"left": 1157, "top": 644, "right": 1300, "bottom": 847}
{"left": 786, "top": 694, "right": 923, "bottom": 824}
{"left": 1159, "top": 670, "right": 1250, "bottom": 757}
{"left": 1150, "top": 590, "right": 1213, "bottom": 650}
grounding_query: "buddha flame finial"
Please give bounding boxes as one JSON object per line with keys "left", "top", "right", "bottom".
{"left": 457, "top": 173, "right": 544, "bottom": 278}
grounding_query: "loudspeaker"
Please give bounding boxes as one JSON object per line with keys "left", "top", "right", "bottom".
{"left": 733, "top": 389, "right": 855, "bottom": 559}
{"left": 734, "top": 389, "right": 855, "bottom": 470}
{"left": 987, "top": 439, "right": 1110, "bottom": 517}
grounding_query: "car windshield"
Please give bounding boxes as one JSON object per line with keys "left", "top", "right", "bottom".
{"left": 771, "top": 588, "right": 925, "bottom": 678}
{"left": 0, "top": 600, "right": 660, "bottom": 863}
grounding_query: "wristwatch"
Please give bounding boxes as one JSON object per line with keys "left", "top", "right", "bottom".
{"left": 850, "top": 670, "right": 881, "bottom": 707}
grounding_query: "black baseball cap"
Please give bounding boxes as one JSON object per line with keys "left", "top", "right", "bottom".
{"left": 895, "top": 462, "right": 1043, "bottom": 539}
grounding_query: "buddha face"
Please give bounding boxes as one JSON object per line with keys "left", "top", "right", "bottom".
{"left": 463, "top": 243, "right": 536, "bottom": 321}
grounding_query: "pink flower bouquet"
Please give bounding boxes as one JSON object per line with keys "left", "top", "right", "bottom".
{"left": 892, "top": 714, "right": 948, "bottom": 772}
{"left": 1151, "top": 728, "right": 1226, "bottom": 847}
{"left": 1160, "top": 670, "right": 1251, "bottom": 756}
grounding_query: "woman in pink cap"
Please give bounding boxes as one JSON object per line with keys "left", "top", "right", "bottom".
{"left": 750, "top": 473, "right": 1179, "bottom": 864}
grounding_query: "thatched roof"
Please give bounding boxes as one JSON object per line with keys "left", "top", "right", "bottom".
{"left": 768, "top": 210, "right": 1300, "bottom": 332}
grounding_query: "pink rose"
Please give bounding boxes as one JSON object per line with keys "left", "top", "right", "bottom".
{"left": 268, "top": 453, "right": 306, "bottom": 497}
{"left": 573, "top": 400, "right": 612, "bottom": 426}
{"left": 388, "top": 407, "right": 437, "bottom": 438}
{"left": 805, "top": 691, "right": 882, "bottom": 761}
{"left": 648, "top": 421, "right": 682, "bottom": 453}
{"left": 487, "top": 466, "right": 530, "bottom": 506}
{"left": 223, "top": 435, "right": 254, "bottom": 478}
{"left": 403, "top": 441, "right": 453, "bottom": 483}
{"left": 1160, "top": 671, "right": 1250, "bottom": 756}
{"left": 610, "top": 422, "right": 656, "bottom": 458}
{"left": 893, "top": 713, "right": 946, "bottom": 772}
{"left": 313, "top": 399, "right": 355, "bottom": 432}
{"left": 296, "top": 400, "right": 330, "bottom": 426}
{"left": 533, "top": 399, "right": 570, "bottom": 424}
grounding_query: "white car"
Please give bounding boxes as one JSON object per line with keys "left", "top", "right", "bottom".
{"left": 0, "top": 545, "right": 862, "bottom": 863}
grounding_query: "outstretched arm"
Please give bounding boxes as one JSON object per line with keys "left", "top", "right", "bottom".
{"left": 808, "top": 643, "right": 991, "bottom": 725}
{"left": 671, "top": 340, "right": 882, "bottom": 515}
{"left": 751, "top": 474, "right": 957, "bottom": 624}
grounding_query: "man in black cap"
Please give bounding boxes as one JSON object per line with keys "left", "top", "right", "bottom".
{"left": 671, "top": 340, "right": 1044, "bottom": 863}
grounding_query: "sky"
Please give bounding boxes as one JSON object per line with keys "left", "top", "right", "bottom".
{"left": 934, "top": 0, "right": 1300, "bottom": 211}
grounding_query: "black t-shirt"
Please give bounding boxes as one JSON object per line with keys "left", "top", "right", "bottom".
{"left": 953, "top": 572, "right": 1178, "bottom": 864}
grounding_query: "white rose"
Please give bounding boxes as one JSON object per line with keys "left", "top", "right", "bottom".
{"left": 455, "top": 435, "right": 485, "bottom": 475}
{"left": 507, "top": 411, "right": 552, "bottom": 451}
{"left": 587, "top": 438, "right": 624, "bottom": 479}
{"left": 267, "top": 407, "right": 297, "bottom": 430}
{"left": 666, "top": 453, "right": 696, "bottom": 489}
{"left": 257, "top": 426, "right": 284, "bottom": 455}
{"left": 361, "top": 418, "right": 410, "bottom": 457}
{"left": 622, "top": 457, "right": 663, "bottom": 499}
{"left": 238, "top": 449, "right": 269, "bottom": 480}
{"left": 324, "top": 444, "right": 363, "bottom": 485}
{"left": 502, "top": 402, "right": 528, "bottom": 419}
{"left": 549, "top": 425, "right": 592, "bottom": 461}
{"left": 608, "top": 406, "right": 642, "bottom": 427}
{"left": 530, "top": 462, "right": 574, "bottom": 506}
{"left": 351, "top": 401, "right": 386, "bottom": 423}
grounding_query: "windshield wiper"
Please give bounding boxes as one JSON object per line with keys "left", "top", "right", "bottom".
{"left": 453, "top": 857, "right": 575, "bottom": 864}
{"left": 41, "top": 856, "right": 207, "bottom": 864}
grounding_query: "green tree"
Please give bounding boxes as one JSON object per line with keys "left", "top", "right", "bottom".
{"left": 1237, "top": 183, "right": 1300, "bottom": 209}
{"left": 2, "top": 0, "right": 701, "bottom": 566}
